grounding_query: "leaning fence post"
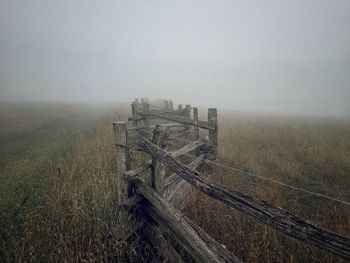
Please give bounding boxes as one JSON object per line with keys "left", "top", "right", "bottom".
{"left": 141, "top": 99, "right": 150, "bottom": 129}
{"left": 193, "top": 107, "right": 199, "bottom": 140}
{"left": 185, "top": 104, "right": 191, "bottom": 119}
{"left": 113, "top": 122, "right": 132, "bottom": 228}
{"left": 208, "top": 108, "right": 218, "bottom": 156}
{"left": 131, "top": 101, "right": 137, "bottom": 128}
{"left": 184, "top": 104, "right": 192, "bottom": 137}
{"left": 151, "top": 125, "right": 169, "bottom": 196}
{"left": 164, "top": 100, "right": 169, "bottom": 110}
{"left": 145, "top": 102, "right": 150, "bottom": 129}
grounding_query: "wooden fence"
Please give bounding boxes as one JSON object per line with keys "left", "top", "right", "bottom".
{"left": 113, "top": 98, "right": 350, "bottom": 262}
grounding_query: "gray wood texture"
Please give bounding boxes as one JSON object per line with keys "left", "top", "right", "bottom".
{"left": 130, "top": 176, "right": 242, "bottom": 263}
{"left": 139, "top": 111, "right": 215, "bottom": 130}
{"left": 151, "top": 126, "right": 169, "bottom": 196}
{"left": 139, "top": 135, "right": 350, "bottom": 260}
{"left": 113, "top": 122, "right": 132, "bottom": 228}
{"left": 208, "top": 108, "right": 218, "bottom": 156}
{"left": 165, "top": 154, "right": 206, "bottom": 210}
{"left": 144, "top": 223, "right": 185, "bottom": 263}
{"left": 123, "top": 138, "right": 207, "bottom": 179}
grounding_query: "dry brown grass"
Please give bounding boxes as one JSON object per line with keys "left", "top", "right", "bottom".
{"left": 1, "top": 104, "right": 153, "bottom": 262}
{"left": 1, "top": 104, "right": 349, "bottom": 262}
{"left": 183, "top": 111, "right": 350, "bottom": 262}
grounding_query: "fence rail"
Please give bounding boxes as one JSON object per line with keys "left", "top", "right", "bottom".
{"left": 113, "top": 98, "right": 350, "bottom": 262}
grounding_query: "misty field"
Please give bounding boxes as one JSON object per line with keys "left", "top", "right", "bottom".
{"left": 0, "top": 103, "right": 349, "bottom": 262}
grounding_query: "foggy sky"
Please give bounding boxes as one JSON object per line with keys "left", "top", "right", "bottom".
{"left": 1, "top": 0, "right": 349, "bottom": 117}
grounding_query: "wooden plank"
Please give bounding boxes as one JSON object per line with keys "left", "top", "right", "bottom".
{"left": 170, "top": 137, "right": 208, "bottom": 158}
{"left": 113, "top": 122, "right": 131, "bottom": 227}
{"left": 164, "top": 100, "right": 169, "bottom": 110}
{"left": 128, "top": 116, "right": 145, "bottom": 122}
{"left": 151, "top": 126, "right": 169, "bottom": 196}
{"left": 167, "top": 136, "right": 193, "bottom": 145}
{"left": 157, "top": 123, "right": 186, "bottom": 128}
{"left": 144, "top": 223, "right": 185, "bottom": 263}
{"left": 208, "top": 108, "right": 218, "bottom": 156}
{"left": 123, "top": 138, "right": 207, "bottom": 178}
{"left": 164, "top": 154, "right": 206, "bottom": 210}
{"left": 169, "top": 129, "right": 193, "bottom": 140}
{"left": 122, "top": 194, "right": 144, "bottom": 210}
{"left": 184, "top": 104, "right": 192, "bottom": 137}
{"left": 193, "top": 107, "right": 199, "bottom": 140}
{"left": 164, "top": 154, "right": 204, "bottom": 190}
{"left": 139, "top": 136, "right": 350, "bottom": 260}
{"left": 150, "top": 124, "right": 186, "bottom": 133}
{"left": 144, "top": 103, "right": 150, "bottom": 129}
{"left": 185, "top": 104, "right": 191, "bottom": 118}
{"left": 138, "top": 111, "right": 215, "bottom": 130}
{"left": 145, "top": 109, "right": 177, "bottom": 115}
{"left": 130, "top": 177, "right": 242, "bottom": 263}
{"left": 131, "top": 102, "right": 137, "bottom": 127}
{"left": 123, "top": 160, "right": 152, "bottom": 178}
{"left": 169, "top": 100, "right": 174, "bottom": 110}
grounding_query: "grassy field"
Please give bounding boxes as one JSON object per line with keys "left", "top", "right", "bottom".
{"left": 0, "top": 103, "right": 349, "bottom": 262}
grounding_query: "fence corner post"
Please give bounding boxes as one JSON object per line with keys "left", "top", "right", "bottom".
{"left": 141, "top": 98, "right": 150, "bottom": 129}
{"left": 208, "top": 108, "right": 218, "bottom": 156}
{"left": 131, "top": 101, "right": 137, "bottom": 128}
{"left": 113, "top": 122, "right": 132, "bottom": 228}
{"left": 151, "top": 125, "right": 169, "bottom": 196}
{"left": 193, "top": 107, "right": 200, "bottom": 140}
{"left": 169, "top": 100, "right": 174, "bottom": 110}
{"left": 164, "top": 100, "right": 169, "bottom": 110}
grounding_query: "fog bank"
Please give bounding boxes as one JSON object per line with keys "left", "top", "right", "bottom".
{"left": 1, "top": 0, "right": 349, "bottom": 117}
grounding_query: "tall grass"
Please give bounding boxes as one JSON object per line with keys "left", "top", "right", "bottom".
{"left": 1, "top": 105, "right": 349, "bottom": 262}
{"left": 1, "top": 104, "right": 153, "bottom": 262}
{"left": 183, "top": 111, "right": 350, "bottom": 262}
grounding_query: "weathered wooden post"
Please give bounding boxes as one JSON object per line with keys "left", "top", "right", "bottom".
{"left": 185, "top": 104, "right": 191, "bottom": 119}
{"left": 164, "top": 100, "right": 169, "bottom": 110}
{"left": 169, "top": 100, "right": 174, "bottom": 110}
{"left": 135, "top": 98, "right": 139, "bottom": 111}
{"left": 141, "top": 98, "right": 150, "bottom": 129}
{"left": 193, "top": 107, "right": 199, "bottom": 140}
{"left": 145, "top": 102, "right": 150, "bottom": 129}
{"left": 131, "top": 101, "right": 137, "bottom": 128}
{"left": 151, "top": 125, "right": 169, "bottom": 196}
{"left": 184, "top": 104, "right": 192, "bottom": 137}
{"left": 113, "top": 122, "right": 132, "bottom": 230}
{"left": 208, "top": 108, "right": 218, "bottom": 156}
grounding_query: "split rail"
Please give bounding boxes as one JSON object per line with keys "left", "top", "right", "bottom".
{"left": 113, "top": 98, "right": 350, "bottom": 262}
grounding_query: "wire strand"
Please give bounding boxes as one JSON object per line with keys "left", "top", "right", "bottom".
{"left": 136, "top": 139, "right": 350, "bottom": 206}
{"left": 202, "top": 157, "right": 350, "bottom": 207}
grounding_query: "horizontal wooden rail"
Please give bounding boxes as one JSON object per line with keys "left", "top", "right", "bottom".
{"left": 156, "top": 123, "right": 186, "bottom": 128}
{"left": 123, "top": 138, "right": 208, "bottom": 178}
{"left": 164, "top": 153, "right": 206, "bottom": 203}
{"left": 170, "top": 137, "right": 207, "bottom": 157}
{"left": 128, "top": 116, "right": 145, "bottom": 122}
{"left": 128, "top": 176, "right": 242, "bottom": 263}
{"left": 169, "top": 129, "right": 193, "bottom": 139}
{"left": 138, "top": 111, "right": 215, "bottom": 130}
{"left": 138, "top": 136, "right": 350, "bottom": 260}
{"left": 144, "top": 223, "right": 185, "bottom": 263}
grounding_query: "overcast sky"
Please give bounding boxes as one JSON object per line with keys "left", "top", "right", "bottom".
{"left": 0, "top": 0, "right": 349, "bottom": 117}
